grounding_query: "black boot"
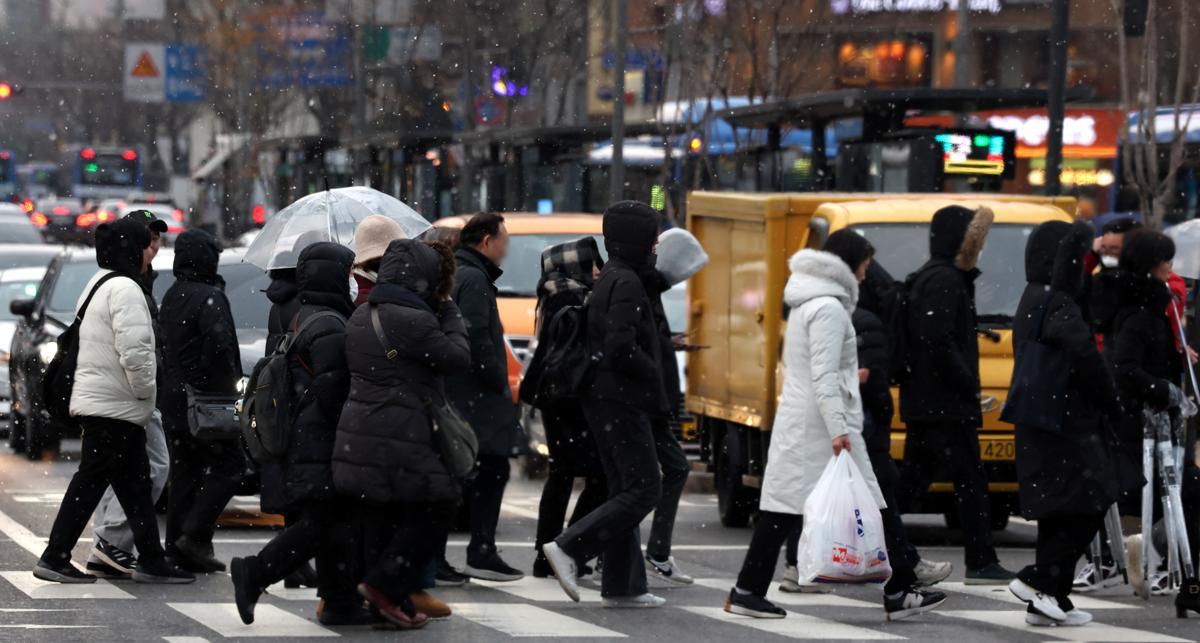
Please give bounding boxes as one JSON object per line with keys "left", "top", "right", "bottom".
{"left": 231, "top": 557, "right": 264, "bottom": 625}
{"left": 1176, "top": 581, "right": 1200, "bottom": 618}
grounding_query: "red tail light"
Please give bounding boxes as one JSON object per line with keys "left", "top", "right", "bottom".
{"left": 76, "top": 212, "right": 97, "bottom": 227}
{"left": 172, "top": 208, "right": 184, "bottom": 222}
{"left": 51, "top": 206, "right": 69, "bottom": 216}
{"left": 80, "top": 148, "right": 95, "bottom": 160}
{"left": 96, "top": 209, "right": 113, "bottom": 223}
{"left": 30, "top": 212, "right": 47, "bottom": 227}
{"left": 251, "top": 204, "right": 266, "bottom": 225}
{"left": 122, "top": 149, "right": 138, "bottom": 161}
{"left": 21, "top": 200, "right": 33, "bottom": 212}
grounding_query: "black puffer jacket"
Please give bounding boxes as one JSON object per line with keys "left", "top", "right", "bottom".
{"left": 1012, "top": 221, "right": 1121, "bottom": 519}
{"left": 333, "top": 240, "right": 470, "bottom": 504}
{"left": 158, "top": 230, "right": 242, "bottom": 435}
{"left": 259, "top": 243, "right": 354, "bottom": 513}
{"left": 854, "top": 306, "right": 891, "bottom": 452}
{"left": 899, "top": 206, "right": 992, "bottom": 427}
{"left": 648, "top": 270, "right": 682, "bottom": 414}
{"left": 265, "top": 269, "right": 300, "bottom": 352}
{"left": 446, "top": 247, "right": 520, "bottom": 456}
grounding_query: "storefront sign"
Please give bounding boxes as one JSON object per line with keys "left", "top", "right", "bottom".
{"left": 831, "top": 0, "right": 1001, "bottom": 15}
{"left": 978, "top": 108, "right": 1124, "bottom": 159}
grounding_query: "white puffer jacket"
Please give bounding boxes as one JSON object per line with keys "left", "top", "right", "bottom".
{"left": 759, "top": 249, "right": 884, "bottom": 515}
{"left": 68, "top": 270, "right": 157, "bottom": 426}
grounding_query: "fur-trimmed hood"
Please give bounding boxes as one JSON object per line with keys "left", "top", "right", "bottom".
{"left": 930, "top": 205, "right": 994, "bottom": 271}
{"left": 784, "top": 249, "right": 858, "bottom": 313}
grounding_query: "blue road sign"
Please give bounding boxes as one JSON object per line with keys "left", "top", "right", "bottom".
{"left": 165, "top": 44, "right": 205, "bottom": 103}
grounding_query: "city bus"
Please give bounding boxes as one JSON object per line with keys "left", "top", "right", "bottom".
{"left": 60, "top": 145, "right": 143, "bottom": 200}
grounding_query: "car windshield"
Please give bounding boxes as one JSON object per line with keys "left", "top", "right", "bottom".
{"left": 153, "top": 262, "right": 271, "bottom": 330}
{"left": 850, "top": 222, "right": 1035, "bottom": 322}
{"left": 0, "top": 218, "right": 43, "bottom": 244}
{"left": 47, "top": 261, "right": 99, "bottom": 314}
{"left": 0, "top": 279, "right": 39, "bottom": 321}
{"left": 497, "top": 233, "right": 606, "bottom": 297}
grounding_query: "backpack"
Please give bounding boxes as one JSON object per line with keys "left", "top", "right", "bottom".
{"left": 240, "top": 310, "right": 344, "bottom": 463}
{"left": 42, "top": 272, "right": 128, "bottom": 426}
{"left": 887, "top": 269, "right": 934, "bottom": 384}
{"left": 519, "top": 303, "right": 595, "bottom": 409}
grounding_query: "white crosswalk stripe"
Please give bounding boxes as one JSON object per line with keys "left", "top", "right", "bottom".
{"left": 167, "top": 603, "right": 337, "bottom": 638}
{"left": 938, "top": 581, "right": 1137, "bottom": 610}
{"left": 264, "top": 582, "right": 318, "bottom": 602}
{"left": 472, "top": 576, "right": 604, "bottom": 603}
{"left": 938, "top": 609, "right": 1193, "bottom": 642}
{"left": 694, "top": 578, "right": 877, "bottom": 608}
{"left": 680, "top": 606, "right": 904, "bottom": 640}
{"left": 0, "top": 572, "right": 134, "bottom": 600}
{"left": 453, "top": 603, "right": 626, "bottom": 637}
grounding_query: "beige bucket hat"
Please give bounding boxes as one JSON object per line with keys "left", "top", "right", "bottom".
{"left": 354, "top": 215, "right": 407, "bottom": 266}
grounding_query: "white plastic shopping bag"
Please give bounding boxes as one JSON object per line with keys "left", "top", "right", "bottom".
{"left": 795, "top": 451, "right": 891, "bottom": 584}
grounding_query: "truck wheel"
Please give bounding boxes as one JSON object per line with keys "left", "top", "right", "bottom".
{"left": 715, "top": 426, "right": 754, "bottom": 528}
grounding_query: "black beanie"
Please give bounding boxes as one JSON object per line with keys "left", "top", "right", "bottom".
{"left": 929, "top": 205, "right": 974, "bottom": 261}
{"left": 95, "top": 217, "right": 151, "bottom": 278}
{"left": 603, "top": 200, "right": 660, "bottom": 262}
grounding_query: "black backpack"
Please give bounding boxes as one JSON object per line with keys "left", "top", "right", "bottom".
{"left": 888, "top": 269, "right": 934, "bottom": 384}
{"left": 519, "top": 304, "right": 595, "bottom": 409}
{"left": 42, "top": 272, "right": 128, "bottom": 425}
{"left": 240, "top": 310, "right": 344, "bottom": 463}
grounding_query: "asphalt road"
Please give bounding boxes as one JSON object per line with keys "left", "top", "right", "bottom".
{"left": 0, "top": 441, "right": 1195, "bottom": 642}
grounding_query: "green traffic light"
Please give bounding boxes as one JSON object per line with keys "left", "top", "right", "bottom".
{"left": 84, "top": 163, "right": 99, "bottom": 173}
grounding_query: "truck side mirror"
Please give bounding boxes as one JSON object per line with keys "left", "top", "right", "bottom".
{"left": 10, "top": 299, "right": 34, "bottom": 318}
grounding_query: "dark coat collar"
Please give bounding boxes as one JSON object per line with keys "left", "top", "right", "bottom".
{"left": 457, "top": 246, "right": 503, "bottom": 283}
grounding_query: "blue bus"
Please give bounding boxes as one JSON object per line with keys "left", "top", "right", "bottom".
{"left": 61, "top": 145, "right": 143, "bottom": 200}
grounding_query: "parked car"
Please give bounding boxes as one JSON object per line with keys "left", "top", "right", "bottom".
{"left": 0, "top": 267, "right": 46, "bottom": 433}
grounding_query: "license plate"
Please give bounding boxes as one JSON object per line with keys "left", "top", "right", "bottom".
{"left": 980, "top": 438, "right": 1014, "bottom": 461}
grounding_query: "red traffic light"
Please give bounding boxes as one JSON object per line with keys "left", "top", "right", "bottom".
{"left": 80, "top": 148, "right": 96, "bottom": 160}
{"left": 122, "top": 149, "right": 138, "bottom": 161}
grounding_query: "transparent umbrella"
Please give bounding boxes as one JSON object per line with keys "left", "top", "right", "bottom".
{"left": 242, "top": 186, "right": 431, "bottom": 270}
{"left": 1166, "top": 219, "right": 1200, "bottom": 280}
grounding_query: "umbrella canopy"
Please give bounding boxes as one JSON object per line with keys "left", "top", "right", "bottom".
{"left": 242, "top": 186, "right": 431, "bottom": 270}
{"left": 1166, "top": 219, "right": 1200, "bottom": 280}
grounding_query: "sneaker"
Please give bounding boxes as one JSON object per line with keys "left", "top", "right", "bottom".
{"left": 885, "top": 588, "right": 947, "bottom": 621}
{"left": 645, "top": 555, "right": 694, "bottom": 585}
{"left": 172, "top": 535, "right": 225, "bottom": 574}
{"left": 778, "top": 565, "right": 832, "bottom": 594}
{"left": 86, "top": 559, "right": 130, "bottom": 580}
{"left": 1072, "top": 561, "right": 1120, "bottom": 593}
{"left": 913, "top": 559, "right": 952, "bottom": 587}
{"left": 464, "top": 551, "right": 524, "bottom": 582}
{"left": 1026, "top": 608, "right": 1092, "bottom": 627}
{"left": 435, "top": 559, "right": 470, "bottom": 587}
{"left": 1149, "top": 571, "right": 1173, "bottom": 597}
{"left": 92, "top": 536, "right": 136, "bottom": 575}
{"left": 410, "top": 590, "right": 451, "bottom": 619}
{"left": 132, "top": 559, "right": 196, "bottom": 584}
{"left": 1125, "top": 534, "right": 1148, "bottom": 599}
{"left": 965, "top": 562, "right": 1018, "bottom": 585}
{"left": 1008, "top": 579, "right": 1066, "bottom": 621}
{"left": 542, "top": 541, "right": 580, "bottom": 602}
{"left": 33, "top": 559, "right": 96, "bottom": 584}
{"left": 231, "top": 557, "right": 263, "bottom": 625}
{"left": 357, "top": 582, "right": 429, "bottom": 630}
{"left": 602, "top": 592, "right": 666, "bottom": 608}
{"left": 724, "top": 589, "right": 786, "bottom": 618}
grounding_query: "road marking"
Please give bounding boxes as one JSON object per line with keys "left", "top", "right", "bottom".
{"left": 443, "top": 541, "right": 751, "bottom": 551}
{"left": 0, "top": 625, "right": 99, "bottom": 629}
{"left": 167, "top": 603, "right": 337, "bottom": 638}
{"left": 500, "top": 503, "right": 541, "bottom": 520}
{"left": 452, "top": 602, "right": 625, "bottom": 637}
{"left": 471, "top": 577, "right": 603, "bottom": 603}
{"left": 680, "top": 606, "right": 904, "bottom": 640}
{"left": 939, "top": 582, "right": 1136, "bottom": 610}
{"left": 0, "top": 608, "right": 78, "bottom": 612}
{"left": 0, "top": 508, "right": 49, "bottom": 556}
{"left": 938, "top": 609, "right": 1192, "bottom": 642}
{"left": 694, "top": 578, "right": 878, "bottom": 608}
{"left": 265, "top": 582, "right": 317, "bottom": 601}
{"left": 162, "top": 637, "right": 211, "bottom": 643}
{"left": 0, "top": 572, "right": 134, "bottom": 599}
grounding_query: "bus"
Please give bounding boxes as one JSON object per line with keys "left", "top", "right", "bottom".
{"left": 17, "top": 162, "right": 59, "bottom": 203}
{"left": 61, "top": 146, "right": 143, "bottom": 200}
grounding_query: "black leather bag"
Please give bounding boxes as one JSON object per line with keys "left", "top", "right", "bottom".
{"left": 1001, "top": 291, "right": 1072, "bottom": 433}
{"left": 186, "top": 386, "right": 241, "bottom": 441}
{"left": 41, "top": 272, "right": 126, "bottom": 426}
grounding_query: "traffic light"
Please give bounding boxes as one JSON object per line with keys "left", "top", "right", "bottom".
{"left": 0, "top": 83, "right": 24, "bottom": 100}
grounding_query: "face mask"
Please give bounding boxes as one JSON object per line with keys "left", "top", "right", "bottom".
{"left": 348, "top": 275, "right": 359, "bottom": 301}
{"left": 1101, "top": 255, "right": 1119, "bottom": 269}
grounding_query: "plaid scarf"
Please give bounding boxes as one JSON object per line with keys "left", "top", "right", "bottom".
{"left": 538, "top": 237, "right": 603, "bottom": 297}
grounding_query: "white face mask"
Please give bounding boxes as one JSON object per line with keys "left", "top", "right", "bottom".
{"left": 348, "top": 275, "right": 359, "bottom": 301}
{"left": 1101, "top": 255, "right": 1119, "bottom": 269}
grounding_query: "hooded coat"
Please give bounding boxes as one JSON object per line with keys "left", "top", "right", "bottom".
{"left": 158, "top": 230, "right": 243, "bottom": 435}
{"left": 333, "top": 240, "right": 471, "bottom": 504}
{"left": 259, "top": 243, "right": 354, "bottom": 513}
{"left": 69, "top": 218, "right": 157, "bottom": 426}
{"left": 899, "top": 206, "right": 994, "bottom": 427}
{"left": 856, "top": 261, "right": 899, "bottom": 452}
{"left": 760, "top": 249, "right": 884, "bottom": 515}
{"left": 1011, "top": 221, "right": 1122, "bottom": 519}
{"left": 265, "top": 268, "right": 300, "bottom": 353}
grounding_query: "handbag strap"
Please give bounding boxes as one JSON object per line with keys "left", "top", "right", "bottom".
{"left": 74, "top": 272, "right": 127, "bottom": 326}
{"left": 369, "top": 304, "right": 436, "bottom": 405}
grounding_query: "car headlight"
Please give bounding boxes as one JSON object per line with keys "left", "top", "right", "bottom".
{"left": 235, "top": 376, "right": 248, "bottom": 395}
{"left": 37, "top": 341, "right": 57, "bottom": 365}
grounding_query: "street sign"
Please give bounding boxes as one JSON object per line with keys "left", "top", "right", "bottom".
{"left": 165, "top": 44, "right": 205, "bottom": 103}
{"left": 124, "top": 43, "right": 165, "bottom": 103}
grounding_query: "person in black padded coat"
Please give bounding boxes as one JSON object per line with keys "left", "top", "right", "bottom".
{"left": 231, "top": 242, "right": 363, "bottom": 628}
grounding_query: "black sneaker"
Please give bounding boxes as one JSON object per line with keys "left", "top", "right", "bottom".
{"left": 532, "top": 553, "right": 553, "bottom": 578}
{"left": 465, "top": 552, "right": 524, "bottom": 582}
{"left": 885, "top": 589, "right": 947, "bottom": 621}
{"left": 318, "top": 601, "right": 376, "bottom": 626}
{"left": 133, "top": 559, "right": 196, "bottom": 584}
{"left": 92, "top": 536, "right": 136, "bottom": 575}
{"left": 435, "top": 559, "right": 470, "bottom": 587}
{"left": 724, "top": 589, "right": 786, "bottom": 619}
{"left": 173, "top": 535, "right": 225, "bottom": 573}
{"left": 965, "top": 562, "right": 1018, "bottom": 585}
{"left": 86, "top": 559, "right": 130, "bottom": 579}
{"left": 231, "top": 557, "right": 263, "bottom": 625}
{"left": 33, "top": 559, "right": 96, "bottom": 584}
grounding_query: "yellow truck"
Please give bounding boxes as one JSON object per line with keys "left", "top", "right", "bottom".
{"left": 685, "top": 191, "right": 1075, "bottom": 528}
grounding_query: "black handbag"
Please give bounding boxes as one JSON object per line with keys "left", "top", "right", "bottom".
{"left": 186, "top": 386, "right": 242, "bottom": 441}
{"left": 1000, "top": 291, "right": 1072, "bottom": 433}
{"left": 371, "top": 305, "right": 478, "bottom": 480}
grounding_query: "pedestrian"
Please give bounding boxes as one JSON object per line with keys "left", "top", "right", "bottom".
{"left": 159, "top": 230, "right": 245, "bottom": 573}
{"left": 530, "top": 237, "right": 607, "bottom": 580}
{"left": 230, "top": 242, "right": 365, "bottom": 627}
{"left": 34, "top": 217, "right": 193, "bottom": 585}
{"left": 1105, "top": 229, "right": 1200, "bottom": 617}
{"left": 542, "top": 200, "right": 668, "bottom": 608}
{"left": 1007, "top": 220, "right": 1123, "bottom": 626}
{"left": 85, "top": 211, "right": 172, "bottom": 580}
{"left": 333, "top": 239, "right": 470, "bottom": 629}
{"left": 1087, "top": 218, "right": 1142, "bottom": 352}
{"left": 898, "top": 205, "right": 1016, "bottom": 584}
{"left": 351, "top": 214, "right": 406, "bottom": 305}
{"left": 446, "top": 212, "right": 524, "bottom": 582}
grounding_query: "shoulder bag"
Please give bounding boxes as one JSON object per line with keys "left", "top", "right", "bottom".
{"left": 1000, "top": 291, "right": 1072, "bottom": 433}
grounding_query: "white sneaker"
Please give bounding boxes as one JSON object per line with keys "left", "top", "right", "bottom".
{"left": 645, "top": 555, "right": 694, "bottom": 585}
{"left": 778, "top": 565, "right": 832, "bottom": 594}
{"left": 542, "top": 542, "right": 580, "bottom": 602}
{"left": 1072, "top": 562, "right": 1120, "bottom": 593}
{"left": 1026, "top": 608, "right": 1092, "bottom": 626}
{"left": 1008, "top": 579, "right": 1066, "bottom": 621}
{"left": 1148, "top": 571, "right": 1173, "bottom": 597}
{"left": 602, "top": 592, "right": 665, "bottom": 608}
{"left": 913, "top": 559, "right": 952, "bottom": 587}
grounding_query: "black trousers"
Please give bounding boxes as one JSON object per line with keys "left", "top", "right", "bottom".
{"left": 42, "top": 417, "right": 165, "bottom": 566}
{"left": 557, "top": 398, "right": 662, "bottom": 598}
{"left": 901, "top": 421, "right": 999, "bottom": 570}
{"left": 467, "top": 454, "right": 510, "bottom": 562}
{"left": 736, "top": 510, "right": 800, "bottom": 597}
{"left": 535, "top": 473, "right": 606, "bottom": 557}
{"left": 165, "top": 431, "right": 245, "bottom": 551}
{"left": 252, "top": 501, "right": 358, "bottom": 606}
{"left": 647, "top": 420, "right": 690, "bottom": 561}
{"left": 1018, "top": 512, "right": 1105, "bottom": 608}
{"left": 363, "top": 500, "right": 458, "bottom": 602}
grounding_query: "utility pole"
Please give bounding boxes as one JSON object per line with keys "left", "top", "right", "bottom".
{"left": 609, "top": 0, "right": 627, "bottom": 204}
{"left": 1044, "top": 0, "right": 1070, "bottom": 196}
{"left": 952, "top": 0, "right": 971, "bottom": 87}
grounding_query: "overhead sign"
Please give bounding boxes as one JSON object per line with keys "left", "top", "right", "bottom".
{"left": 124, "top": 43, "right": 166, "bottom": 103}
{"left": 257, "top": 12, "right": 351, "bottom": 88}
{"left": 831, "top": 0, "right": 1002, "bottom": 14}
{"left": 165, "top": 44, "right": 205, "bottom": 102}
